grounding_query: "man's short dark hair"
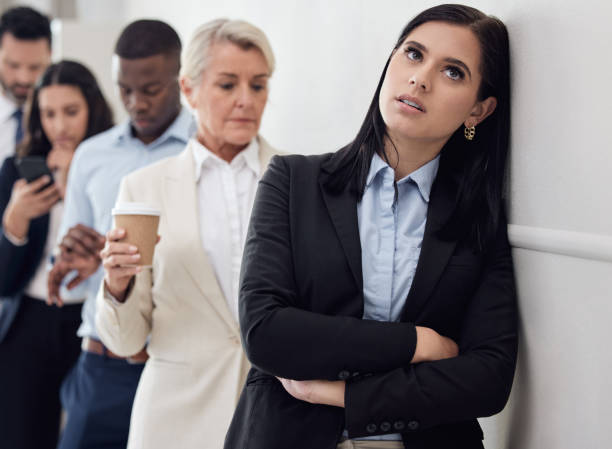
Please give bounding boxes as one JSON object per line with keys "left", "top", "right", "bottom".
{"left": 115, "top": 20, "right": 181, "bottom": 62}
{"left": 0, "top": 6, "right": 52, "bottom": 46}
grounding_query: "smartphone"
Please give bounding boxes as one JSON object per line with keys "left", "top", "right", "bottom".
{"left": 15, "top": 156, "right": 54, "bottom": 190}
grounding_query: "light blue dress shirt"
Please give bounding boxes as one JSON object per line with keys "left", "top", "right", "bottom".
{"left": 57, "top": 107, "right": 195, "bottom": 339}
{"left": 355, "top": 152, "right": 439, "bottom": 441}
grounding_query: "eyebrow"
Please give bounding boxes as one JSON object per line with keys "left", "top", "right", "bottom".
{"left": 404, "top": 40, "right": 473, "bottom": 80}
{"left": 41, "top": 102, "right": 82, "bottom": 110}
{"left": 218, "top": 72, "right": 270, "bottom": 79}
{"left": 140, "top": 82, "right": 163, "bottom": 89}
{"left": 117, "top": 81, "right": 162, "bottom": 89}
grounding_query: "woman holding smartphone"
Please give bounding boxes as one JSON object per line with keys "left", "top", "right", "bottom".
{"left": 0, "top": 60, "right": 113, "bottom": 449}
{"left": 225, "top": 4, "right": 517, "bottom": 449}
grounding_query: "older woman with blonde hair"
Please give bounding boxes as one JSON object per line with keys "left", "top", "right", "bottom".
{"left": 95, "top": 18, "right": 281, "bottom": 449}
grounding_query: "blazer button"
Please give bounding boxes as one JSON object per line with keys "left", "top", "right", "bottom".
{"left": 393, "top": 420, "right": 405, "bottom": 431}
{"left": 407, "top": 420, "right": 419, "bottom": 431}
{"left": 366, "top": 423, "right": 377, "bottom": 434}
{"left": 338, "top": 370, "right": 351, "bottom": 380}
{"left": 380, "top": 421, "right": 391, "bottom": 432}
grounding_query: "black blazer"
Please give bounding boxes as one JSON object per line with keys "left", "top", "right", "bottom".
{"left": 225, "top": 151, "right": 518, "bottom": 449}
{"left": 0, "top": 157, "right": 49, "bottom": 342}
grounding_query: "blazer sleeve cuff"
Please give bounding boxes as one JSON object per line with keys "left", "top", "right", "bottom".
{"left": 95, "top": 270, "right": 152, "bottom": 357}
{"left": 103, "top": 277, "right": 135, "bottom": 307}
{"left": 2, "top": 227, "right": 28, "bottom": 246}
{"left": 344, "top": 368, "right": 430, "bottom": 438}
{"left": 96, "top": 278, "right": 141, "bottom": 341}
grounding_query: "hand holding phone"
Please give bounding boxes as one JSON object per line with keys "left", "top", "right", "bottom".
{"left": 16, "top": 156, "right": 55, "bottom": 190}
{"left": 2, "top": 162, "right": 61, "bottom": 240}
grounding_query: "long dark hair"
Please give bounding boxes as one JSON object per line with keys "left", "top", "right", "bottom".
{"left": 328, "top": 4, "right": 510, "bottom": 251}
{"left": 18, "top": 60, "right": 114, "bottom": 158}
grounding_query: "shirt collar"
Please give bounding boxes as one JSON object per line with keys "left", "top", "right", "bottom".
{"left": 365, "top": 152, "right": 440, "bottom": 203}
{"left": 115, "top": 106, "right": 195, "bottom": 146}
{"left": 365, "top": 152, "right": 390, "bottom": 188}
{"left": 192, "top": 137, "right": 261, "bottom": 182}
{"left": 403, "top": 154, "right": 440, "bottom": 203}
{"left": 0, "top": 93, "right": 18, "bottom": 123}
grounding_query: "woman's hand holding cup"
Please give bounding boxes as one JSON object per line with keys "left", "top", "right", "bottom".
{"left": 100, "top": 228, "right": 142, "bottom": 302}
{"left": 103, "top": 202, "right": 161, "bottom": 302}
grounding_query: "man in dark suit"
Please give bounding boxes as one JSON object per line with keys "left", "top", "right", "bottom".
{"left": 0, "top": 6, "right": 51, "bottom": 164}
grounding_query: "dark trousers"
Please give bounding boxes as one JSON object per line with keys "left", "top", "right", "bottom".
{"left": 0, "top": 295, "right": 82, "bottom": 449}
{"left": 57, "top": 350, "right": 144, "bottom": 449}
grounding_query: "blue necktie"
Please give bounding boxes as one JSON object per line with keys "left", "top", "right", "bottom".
{"left": 13, "top": 108, "right": 23, "bottom": 144}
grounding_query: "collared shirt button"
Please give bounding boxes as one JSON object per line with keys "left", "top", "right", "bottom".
{"left": 393, "top": 420, "right": 406, "bottom": 431}
{"left": 380, "top": 421, "right": 391, "bottom": 432}
{"left": 338, "top": 370, "right": 350, "bottom": 380}
{"left": 366, "top": 423, "right": 377, "bottom": 433}
{"left": 407, "top": 420, "right": 419, "bottom": 431}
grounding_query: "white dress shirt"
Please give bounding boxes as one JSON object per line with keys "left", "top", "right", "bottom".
{"left": 25, "top": 202, "right": 82, "bottom": 303}
{"left": 191, "top": 138, "right": 261, "bottom": 323}
{"left": 0, "top": 93, "right": 18, "bottom": 165}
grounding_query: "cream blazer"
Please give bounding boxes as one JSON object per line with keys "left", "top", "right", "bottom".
{"left": 95, "top": 136, "right": 279, "bottom": 449}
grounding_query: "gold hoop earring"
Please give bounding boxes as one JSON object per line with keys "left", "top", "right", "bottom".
{"left": 464, "top": 125, "right": 476, "bottom": 141}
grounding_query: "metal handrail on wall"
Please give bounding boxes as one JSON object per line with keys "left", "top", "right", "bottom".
{"left": 508, "top": 224, "right": 612, "bottom": 263}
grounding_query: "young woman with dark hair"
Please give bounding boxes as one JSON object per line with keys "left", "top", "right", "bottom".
{"left": 0, "top": 60, "right": 113, "bottom": 449}
{"left": 19, "top": 60, "right": 114, "bottom": 160}
{"left": 225, "top": 4, "right": 517, "bottom": 449}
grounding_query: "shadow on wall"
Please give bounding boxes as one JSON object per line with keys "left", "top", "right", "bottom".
{"left": 504, "top": 321, "right": 533, "bottom": 449}
{"left": 480, "top": 314, "right": 532, "bottom": 449}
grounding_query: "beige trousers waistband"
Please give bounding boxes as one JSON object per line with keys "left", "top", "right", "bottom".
{"left": 337, "top": 440, "right": 405, "bottom": 449}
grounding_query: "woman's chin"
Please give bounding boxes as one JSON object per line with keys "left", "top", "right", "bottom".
{"left": 225, "top": 130, "right": 258, "bottom": 146}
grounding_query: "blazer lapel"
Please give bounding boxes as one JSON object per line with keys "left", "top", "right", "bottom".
{"left": 317, "top": 148, "right": 458, "bottom": 322}
{"left": 162, "top": 147, "right": 238, "bottom": 333}
{"left": 318, "top": 170, "right": 363, "bottom": 293}
{"left": 402, "top": 171, "right": 458, "bottom": 322}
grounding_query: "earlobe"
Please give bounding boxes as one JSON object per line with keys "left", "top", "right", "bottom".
{"left": 179, "top": 77, "right": 196, "bottom": 108}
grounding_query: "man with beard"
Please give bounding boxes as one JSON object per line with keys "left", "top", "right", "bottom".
{"left": 0, "top": 7, "right": 51, "bottom": 164}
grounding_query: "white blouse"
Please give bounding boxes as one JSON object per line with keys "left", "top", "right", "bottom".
{"left": 191, "top": 138, "right": 261, "bottom": 322}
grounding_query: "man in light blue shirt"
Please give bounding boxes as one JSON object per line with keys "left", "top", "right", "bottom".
{"left": 47, "top": 20, "right": 195, "bottom": 449}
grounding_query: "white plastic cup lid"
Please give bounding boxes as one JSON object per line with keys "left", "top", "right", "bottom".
{"left": 111, "top": 202, "right": 161, "bottom": 216}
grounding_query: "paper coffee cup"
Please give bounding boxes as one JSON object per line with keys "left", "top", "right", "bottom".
{"left": 111, "top": 202, "right": 161, "bottom": 267}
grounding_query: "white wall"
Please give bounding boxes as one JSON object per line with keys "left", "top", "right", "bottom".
{"left": 78, "top": 1, "right": 612, "bottom": 447}
{"left": 52, "top": 20, "right": 128, "bottom": 123}
{"left": 481, "top": 2, "right": 612, "bottom": 446}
